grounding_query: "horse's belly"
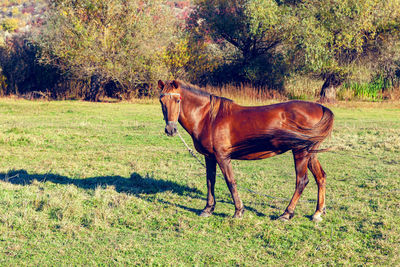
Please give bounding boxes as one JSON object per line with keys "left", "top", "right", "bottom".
{"left": 233, "top": 151, "right": 280, "bottom": 160}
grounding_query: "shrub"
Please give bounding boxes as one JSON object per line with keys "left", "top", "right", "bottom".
{"left": 0, "top": 33, "right": 63, "bottom": 97}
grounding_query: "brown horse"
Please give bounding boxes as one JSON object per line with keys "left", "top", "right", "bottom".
{"left": 158, "top": 80, "right": 334, "bottom": 222}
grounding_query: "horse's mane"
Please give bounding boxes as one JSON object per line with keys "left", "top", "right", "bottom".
{"left": 210, "top": 95, "right": 234, "bottom": 122}
{"left": 178, "top": 80, "right": 234, "bottom": 123}
{"left": 179, "top": 81, "right": 210, "bottom": 97}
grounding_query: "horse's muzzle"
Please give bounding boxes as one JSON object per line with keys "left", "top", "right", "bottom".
{"left": 165, "top": 122, "right": 178, "bottom": 137}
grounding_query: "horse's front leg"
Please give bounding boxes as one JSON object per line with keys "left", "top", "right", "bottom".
{"left": 216, "top": 157, "right": 244, "bottom": 218}
{"left": 199, "top": 156, "right": 217, "bottom": 217}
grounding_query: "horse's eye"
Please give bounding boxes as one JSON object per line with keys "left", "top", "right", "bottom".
{"left": 177, "top": 99, "right": 181, "bottom": 104}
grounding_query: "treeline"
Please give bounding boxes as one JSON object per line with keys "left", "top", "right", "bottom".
{"left": 1, "top": 0, "right": 400, "bottom": 101}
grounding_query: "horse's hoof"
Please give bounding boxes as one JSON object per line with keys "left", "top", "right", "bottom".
{"left": 199, "top": 211, "right": 213, "bottom": 217}
{"left": 278, "top": 215, "right": 290, "bottom": 222}
{"left": 278, "top": 211, "right": 294, "bottom": 221}
{"left": 312, "top": 214, "right": 323, "bottom": 222}
{"left": 232, "top": 208, "right": 245, "bottom": 219}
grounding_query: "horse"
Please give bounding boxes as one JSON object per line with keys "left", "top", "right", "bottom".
{"left": 158, "top": 80, "right": 334, "bottom": 222}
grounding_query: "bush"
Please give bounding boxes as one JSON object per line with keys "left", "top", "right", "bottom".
{"left": 340, "top": 75, "right": 390, "bottom": 101}
{"left": 0, "top": 33, "right": 63, "bottom": 97}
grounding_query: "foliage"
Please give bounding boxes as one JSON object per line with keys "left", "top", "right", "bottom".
{"left": 1, "top": 18, "right": 20, "bottom": 32}
{"left": 1, "top": 0, "right": 400, "bottom": 100}
{"left": 286, "top": 0, "right": 400, "bottom": 100}
{"left": 34, "top": 0, "right": 178, "bottom": 96}
{"left": 0, "top": 100, "right": 399, "bottom": 265}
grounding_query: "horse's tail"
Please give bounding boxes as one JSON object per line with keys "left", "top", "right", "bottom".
{"left": 228, "top": 105, "right": 334, "bottom": 159}
{"left": 286, "top": 105, "right": 334, "bottom": 153}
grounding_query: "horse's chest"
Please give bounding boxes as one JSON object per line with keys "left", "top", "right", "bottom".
{"left": 193, "top": 138, "right": 213, "bottom": 157}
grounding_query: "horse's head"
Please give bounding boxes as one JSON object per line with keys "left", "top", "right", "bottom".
{"left": 158, "top": 80, "right": 182, "bottom": 137}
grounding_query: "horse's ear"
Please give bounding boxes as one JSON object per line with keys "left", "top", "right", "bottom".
{"left": 158, "top": 80, "right": 165, "bottom": 89}
{"left": 171, "top": 80, "right": 180, "bottom": 89}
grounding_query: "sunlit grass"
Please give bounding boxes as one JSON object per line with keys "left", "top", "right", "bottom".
{"left": 0, "top": 98, "right": 399, "bottom": 265}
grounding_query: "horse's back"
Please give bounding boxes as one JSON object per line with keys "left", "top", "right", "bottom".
{"left": 229, "top": 100, "right": 326, "bottom": 130}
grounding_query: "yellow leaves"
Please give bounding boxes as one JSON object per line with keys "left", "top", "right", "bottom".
{"left": 162, "top": 35, "right": 224, "bottom": 80}
{"left": 1, "top": 18, "right": 20, "bottom": 32}
{"left": 162, "top": 39, "right": 191, "bottom": 78}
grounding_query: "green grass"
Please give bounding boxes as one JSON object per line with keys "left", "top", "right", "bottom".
{"left": 0, "top": 99, "right": 399, "bottom": 265}
{"left": 340, "top": 75, "right": 390, "bottom": 101}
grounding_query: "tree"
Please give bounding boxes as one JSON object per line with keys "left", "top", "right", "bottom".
{"left": 287, "top": 0, "right": 400, "bottom": 102}
{"left": 34, "top": 0, "right": 178, "bottom": 101}
{"left": 187, "top": 0, "right": 289, "bottom": 88}
{"left": 193, "top": 0, "right": 283, "bottom": 62}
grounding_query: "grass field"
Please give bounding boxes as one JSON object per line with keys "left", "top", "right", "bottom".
{"left": 0, "top": 98, "right": 399, "bottom": 265}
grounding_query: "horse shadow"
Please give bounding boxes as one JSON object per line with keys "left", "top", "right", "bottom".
{"left": 0, "top": 169, "right": 268, "bottom": 218}
{"left": 0, "top": 169, "right": 201, "bottom": 196}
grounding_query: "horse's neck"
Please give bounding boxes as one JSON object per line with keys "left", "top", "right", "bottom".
{"left": 178, "top": 89, "right": 210, "bottom": 137}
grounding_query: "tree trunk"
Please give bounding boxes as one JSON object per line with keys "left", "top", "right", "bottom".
{"left": 319, "top": 74, "right": 342, "bottom": 103}
{"left": 85, "top": 75, "right": 102, "bottom": 102}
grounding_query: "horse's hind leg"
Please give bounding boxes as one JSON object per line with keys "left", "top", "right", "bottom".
{"left": 279, "top": 150, "right": 310, "bottom": 221}
{"left": 308, "top": 155, "right": 327, "bottom": 222}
